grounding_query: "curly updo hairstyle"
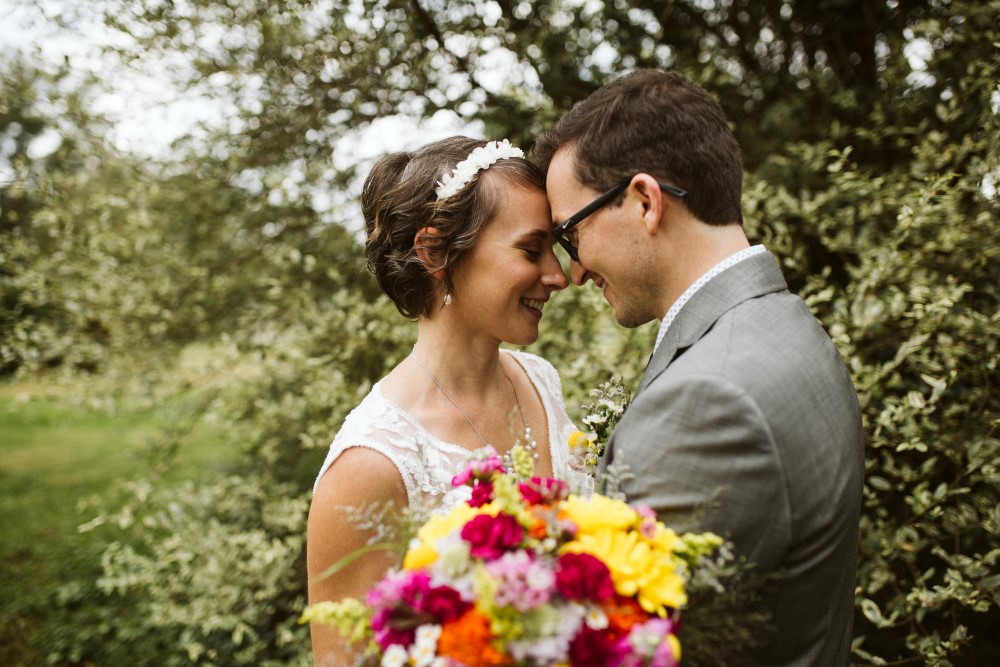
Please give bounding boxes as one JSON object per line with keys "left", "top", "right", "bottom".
{"left": 363, "top": 136, "right": 545, "bottom": 319}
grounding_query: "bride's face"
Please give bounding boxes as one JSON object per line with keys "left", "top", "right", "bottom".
{"left": 450, "top": 182, "right": 568, "bottom": 345}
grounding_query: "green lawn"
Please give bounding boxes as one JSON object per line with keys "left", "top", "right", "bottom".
{"left": 0, "top": 385, "right": 233, "bottom": 665}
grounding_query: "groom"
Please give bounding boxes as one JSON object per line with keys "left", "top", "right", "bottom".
{"left": 534, "top": 69, "right": 864, "bottom": 666}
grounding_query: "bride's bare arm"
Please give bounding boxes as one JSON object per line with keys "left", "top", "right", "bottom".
{"left": 307, "top": 447, "right": 408, "bottom": 666}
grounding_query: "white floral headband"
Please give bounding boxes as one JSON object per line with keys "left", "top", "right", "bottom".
{"left": 434, "top": 139, "right": 525, "bottom": 200}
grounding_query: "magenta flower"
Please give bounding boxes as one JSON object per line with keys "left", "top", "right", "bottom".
{"left": 365, "top": 570, "right": 469, "bottom": 649}
{"left": 519, "top": 476, "right": 570, "bottom": 505}
{"left": 555, "top": 552, "right": 615, "bottom": 602}
{"left": 569, "top": 625, "right": 615, "bottom": 666}
{"left": 460, "top": 512, "right": 524, "bottom": 560}
{"left": 468, "top": 481, "right": 495, "bottom": 507}
{"left": 418, "top": 583, "right": 469, "bottom": 621}
{"left": 369, "top": 606, "right": 414, "bottom": 649}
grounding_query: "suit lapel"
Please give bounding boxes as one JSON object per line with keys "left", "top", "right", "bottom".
{"left": 597, "top": 252, "right": 788, "bottom": 477}
{"left": 635, "top": 251, "right": 788, "bottom": 395}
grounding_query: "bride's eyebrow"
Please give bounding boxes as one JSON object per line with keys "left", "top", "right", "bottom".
{"left": 514, "top": 229, "right": 553, "bottom": 243}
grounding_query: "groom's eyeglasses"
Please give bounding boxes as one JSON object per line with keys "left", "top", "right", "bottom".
{"left": 551, "top": 175, "right": 687, "bottom": 261}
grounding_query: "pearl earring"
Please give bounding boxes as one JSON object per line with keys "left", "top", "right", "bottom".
{"left": 443, "top": 293, "right": 453, "bottom": 306}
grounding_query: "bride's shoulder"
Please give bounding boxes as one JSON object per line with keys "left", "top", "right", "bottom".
{"left": 312, "top": 444, "right": 407, "bottom": 507}
{"left": 336, "top": 381, "right": 404, "bottom": 430}
{"left": 506, "top": 348, "right": 558, "bottom": 374}
{"left": 506, "top": 349, "right": 564, "bottom": 387}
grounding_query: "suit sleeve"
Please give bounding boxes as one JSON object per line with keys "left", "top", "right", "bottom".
{"left": 610, "top": 372, "right": 792, "bottom": 569}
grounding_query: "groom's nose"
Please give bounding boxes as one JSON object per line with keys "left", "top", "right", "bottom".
{"left": 570, "top": 259, "right": 590, "bottom": 286}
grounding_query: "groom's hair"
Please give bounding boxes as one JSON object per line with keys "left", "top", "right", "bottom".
{"left": 363, "top": 136, "right": 545, "bottom": 319}
{"left": 532, "top": 69, "right": 743, "bottom": 227}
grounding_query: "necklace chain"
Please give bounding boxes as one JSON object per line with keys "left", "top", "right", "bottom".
{"left": 411, "top": 351, "right": 538, "bottom": 468}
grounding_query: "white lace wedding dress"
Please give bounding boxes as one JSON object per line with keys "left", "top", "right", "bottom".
{"left": 313, "top": 350, "right": 577, "bottom": 512}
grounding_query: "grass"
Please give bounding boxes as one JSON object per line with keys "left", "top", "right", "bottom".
{"left": 0, "top": 381, "right": 234, "bottom": 665}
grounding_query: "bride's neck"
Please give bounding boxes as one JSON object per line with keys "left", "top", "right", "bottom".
{"left": 411, "top": 320, "right": 504, "bottom": 395}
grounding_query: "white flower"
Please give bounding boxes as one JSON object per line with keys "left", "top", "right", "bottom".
{"left": 433, "top": 534, "right": 472, "bottom": 578}
{"left": 526, "top": 562, "right": 556, "bottom": 590}
{"left": 435, "top": 139, "right": 525, "bottom": 200}
{"left": 584, "top": 606, "right": 609, "bottom": 630}
{"left": 381, "top": 644, "right": 409, "bottom": 667}
{"left": 414, "top": 623, "right": 442, "bottom": 648}
{"left": 410, "top": 642, "right": 438, "bottom": 667}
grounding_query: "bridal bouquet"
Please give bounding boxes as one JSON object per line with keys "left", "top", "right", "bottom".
{"left": 303, "top": 446, "right": 723, "bottom": 667}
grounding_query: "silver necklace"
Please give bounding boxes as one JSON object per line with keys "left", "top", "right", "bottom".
{"left": 411, "top": 351, "right": 538, "bottom": 469}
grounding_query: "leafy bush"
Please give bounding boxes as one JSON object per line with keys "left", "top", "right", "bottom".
{"left": 9, "top": 0, "right": 999, "bottom": 664}
{"left": 69, "top": 476, "right": 310, "bottom": 666}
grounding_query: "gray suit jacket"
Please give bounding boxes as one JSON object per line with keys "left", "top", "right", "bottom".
{"left": 603, "top": 251, "right": 864, "bottom": 666}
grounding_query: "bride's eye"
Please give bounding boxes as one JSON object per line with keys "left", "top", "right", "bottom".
{"left": 522, "top": 247, "right": 542, "bottom": 261}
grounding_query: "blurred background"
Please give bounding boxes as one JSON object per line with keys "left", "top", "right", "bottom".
{"left": 1, "top": 0, "right": 997, "bottom": 664}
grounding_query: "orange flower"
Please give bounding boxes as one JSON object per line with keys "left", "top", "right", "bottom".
{"left": 437, "top": 608, "right": 513, "bottom": 667}
{"left": 601, "top": 595, "right": 650, "bottom": 639}
{"left": 529, "top": 517, "right": 549, "bottom": 539}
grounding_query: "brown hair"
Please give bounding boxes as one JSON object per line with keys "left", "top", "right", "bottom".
{"left": 532, "top": 69, "right": 743, "bottom": 226}
{"left": 363, "top": 136, "right": 545, "bottom": 318}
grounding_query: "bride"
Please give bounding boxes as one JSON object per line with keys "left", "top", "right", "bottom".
{"left": 306, "top": 136, "right": 576, "bottom": 664}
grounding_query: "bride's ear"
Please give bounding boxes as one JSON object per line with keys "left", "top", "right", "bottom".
{"left": 414, "top": 226, "right": 444, "bottom": 280}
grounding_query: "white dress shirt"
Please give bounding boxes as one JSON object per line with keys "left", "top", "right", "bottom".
{"left": 652, "top": 244, "right": 767, "bottom": 355}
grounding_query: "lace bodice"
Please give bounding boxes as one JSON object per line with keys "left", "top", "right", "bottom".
{"left": 313, "top": 350, "right": 577, "bottom": 512}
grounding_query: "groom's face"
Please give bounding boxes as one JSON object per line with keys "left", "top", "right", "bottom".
{"left": 546, "top": 147, "right": 660, "bottom": 328}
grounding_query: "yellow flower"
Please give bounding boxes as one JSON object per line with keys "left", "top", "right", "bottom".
{"left": 403, "top": 503, "right": 480, "bottom": 570}
{"left": 636, "top": 560, "right": 687, "bottom": 615}
{"left": 647, "top": 523, "right": 682, "bottom": 553}
{"left": 668, "top": 634, "right": 682, "bottom": 661}
{"left": 560, "top": 494, "right": 638, "bottom": 535}
{"left": 562, "top": 528, "right": 646, "bottom": 595}
{"left": 562, "top": 527, "right": 687, "bottom": 615}
{"left": 568, "top": 431, "right": 589, "bottom": 449}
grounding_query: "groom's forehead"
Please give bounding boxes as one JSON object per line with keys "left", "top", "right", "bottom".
{"left": 545, "top": 148, "right": 589, "bottom": 224}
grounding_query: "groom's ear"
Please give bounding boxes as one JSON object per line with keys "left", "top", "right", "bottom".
{"left": 414, "top": 226, "right": 445, "bottom": 280}
{"left": 631, "top": 174, "right": 665, "bottom": 235}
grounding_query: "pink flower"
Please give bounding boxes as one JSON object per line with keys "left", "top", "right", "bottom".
{"left": 634, "top": 503, "right": 659, "bottom": 539}
{"left": 485, "top": 551, "right": 555, "bottom": 611}
{"left": 366, "top": 569, "right": 409, "bottom": 609}
{"left": 519, "top": 476, "right": 570, "bottom": 505}
{"left": 608, "top": 618, "right": 680, "bottom": 667}
{"left": 555, "top": 552, "right": 615, "bottom": 602}
{"left": 451, "top": 449, "right": 505, "bottom": 487}
{"left": 460, "top": 512, "right": 523, "bottom": 560}
{"left": 634, "top": 503, "right": 656, "bottom": 520}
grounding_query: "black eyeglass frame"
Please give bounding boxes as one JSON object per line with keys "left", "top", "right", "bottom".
{"left": 551, "top": 175, "right": 687, "bottom": 261}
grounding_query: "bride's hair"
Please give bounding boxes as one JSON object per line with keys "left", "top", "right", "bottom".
{"left": 362, "top": 136, "right": 544, "bottom": 318}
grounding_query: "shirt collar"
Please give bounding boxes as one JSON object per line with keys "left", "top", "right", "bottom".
{"left": 652, "top": 244, "right": 767, "bottom": 355}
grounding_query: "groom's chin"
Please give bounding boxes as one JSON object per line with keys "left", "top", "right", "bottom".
{"left": 612, "top": 304, "right": 655, "bottom": 329}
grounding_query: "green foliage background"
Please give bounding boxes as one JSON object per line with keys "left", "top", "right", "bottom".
{"left": 2, "top": 0, "right": 998, "bottom": 664}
